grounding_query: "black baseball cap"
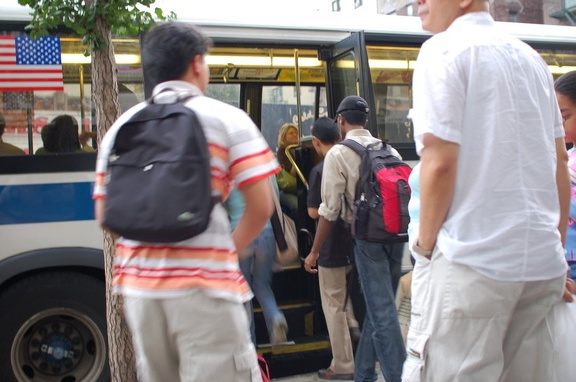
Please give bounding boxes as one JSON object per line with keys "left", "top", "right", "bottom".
{"left": 334, "top": 96, "right": 370, "bottom": 121}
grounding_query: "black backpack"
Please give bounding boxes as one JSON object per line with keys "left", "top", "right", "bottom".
{"left": 341, "top": 139, "right": 412, "bottom": 243}
{"left": 103, "top": 93, "right": 216, "bottom": 243}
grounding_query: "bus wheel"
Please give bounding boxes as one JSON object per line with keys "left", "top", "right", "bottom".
{"left": 0, "top": 272, "right": 110, "bottom": 382}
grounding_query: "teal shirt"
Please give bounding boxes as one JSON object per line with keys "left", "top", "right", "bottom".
{"left": 225, "top": 179, "right": 278, "bottom": 230}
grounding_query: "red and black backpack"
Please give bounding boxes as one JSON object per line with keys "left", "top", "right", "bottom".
{"left": 341, "top": 139, "right": 412, "bottom": 243}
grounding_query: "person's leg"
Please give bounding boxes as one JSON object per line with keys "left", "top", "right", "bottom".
{"left": 404, "top": 249, "right": 522, "bottom": 382}
{"left": 354, "top": 240, "right": 405, "bottom": 382}
{"left": 123, "top": 296, "right": 180, "bottom": 382}
{"left": 500, "top": 275, "right": 565, "bottom": 382}
{"left": 354, "top": 312, "right": 378, "bottom": 382}
{"left": 396, "top": 271, "right": 412, "bottom": 345}
{"left": 318, "top": 265, "right": 355, "bottom": 375}
{"left": 344, "top": 266, "right": 360, "bottom": 343}
{"left": 168, "top": 291, "right": 262, "bottom": 382}
{"left": 239, "top": 244, "right": 257, "bottom": 344}
{"left": 347, "top": 263, "right": 366, "bottom": 331}
{"left": 252, "top": 228, "right": 286, "bottom": 345}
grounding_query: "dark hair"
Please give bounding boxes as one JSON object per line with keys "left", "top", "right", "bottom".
{"left": 0, "top": 111, "right": 5, "bottom": 136}
{"left": 43, "top": 115, "right": 81, "bottom": 153}
{"left": 555, "top": 71, "right": 576, "bottom": 104}
{"left": 341, "top": 109, "right": 368, "bottom": 126}
{"left": 312, "top": 117, "right": 340, "bottom": 144}
{"left": 142, "top": 22, "right": 213, "bottom": 87}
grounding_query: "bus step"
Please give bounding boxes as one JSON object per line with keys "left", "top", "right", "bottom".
{"left": 253, "top": 301, "right": 316, "bottom": 343}
{"left": 257, "top": 335, "right": 332, "bottom": 378}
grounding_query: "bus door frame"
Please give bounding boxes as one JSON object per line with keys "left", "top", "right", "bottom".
{"left": 322, "top": 31, "right": 377, "bottom": 136}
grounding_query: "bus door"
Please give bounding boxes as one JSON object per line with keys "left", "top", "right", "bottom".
{"left": 323, "top": 31, "right": 377, "bottom": 136}
{"left": 317, "top": 31, "right": 377, "bottom": 327}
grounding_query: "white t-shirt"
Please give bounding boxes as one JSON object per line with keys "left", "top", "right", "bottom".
{"left": 412, "top": 12, "right": 567, "bottom": 281}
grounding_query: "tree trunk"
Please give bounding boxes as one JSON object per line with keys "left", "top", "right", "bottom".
{"left": 89, "top": 3, "right": 138, "bottom": 381}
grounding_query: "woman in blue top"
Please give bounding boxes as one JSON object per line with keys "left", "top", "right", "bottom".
{"left": 226, "top": 180, "right": 288, "bottom": 346}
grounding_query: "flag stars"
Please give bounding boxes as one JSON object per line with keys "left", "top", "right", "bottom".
{"left": 15, "top": 36, "right": 62, "bottom": 66}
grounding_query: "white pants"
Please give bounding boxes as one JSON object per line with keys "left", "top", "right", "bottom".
{"left": 402, "top": 248, "right": 565, "bottom": 382}
{"left": 124, "top": 290, "right": 262, "bottom": 382}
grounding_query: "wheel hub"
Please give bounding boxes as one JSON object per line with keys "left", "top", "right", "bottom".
{"left": 28, "top": 321, "right": 84, "bottom": 376}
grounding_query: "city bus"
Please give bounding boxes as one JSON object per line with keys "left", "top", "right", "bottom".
{"left": 1, "top": 5, "right": 575, "bottom": 381}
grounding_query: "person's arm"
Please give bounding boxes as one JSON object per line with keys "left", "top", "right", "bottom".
{"left": 306, "top": 151, "right": 344, "bottom": 272}
{"left": 556, "top": 137, "right": 570, "bottom": 247}
{"left": 304, "top": 164, "right": 323, "bottom": 272}
{"left": 233, "top": 177, "right": 274, "bottom": 253}
{"left": 304, "top": 216, "right": 334, "bottom": 274}
{"left": 308, "top": 207, "right": 319, "bottom": 220}
{"left": 306, "top": 165, "right": 322, "bottom": 221}
{"left": 417, "top": 132, "right": 459, "bottom": 253}
{"left": 95, "top": 198, "right": 105, "bottom": 227}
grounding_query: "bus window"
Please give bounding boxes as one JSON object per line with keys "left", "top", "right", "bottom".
{"left": 328, "top": 51, "right": 358, "bottom": 117}
{"left": 205, "top": 83, "right": 241, "bottom": 109}
{"left": 261, "top": 85, "right": 327, "bottom": 152}
{"left": 373, "top": 84, "right": 412, "bottom": 143}
{"left": 0, "top": 34, "right": 143, "bottom": 155}
{"left": 367, "top": 46, "right": 418, "bottom": 145}
{"left": 538, "top": 48, "right": 576, "bottom": 80}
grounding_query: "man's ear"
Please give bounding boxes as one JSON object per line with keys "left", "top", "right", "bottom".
{"left": 311, "top": 136, "right": 320, "bottom": 148}
{"left": 459, "top": 0, "right": 475, "bottom": 9}
{"left": 190, "top": 55, "right": 204, "bottom": 76}
{"left": 311, "top": 136, "right": 323, "bottom": 155}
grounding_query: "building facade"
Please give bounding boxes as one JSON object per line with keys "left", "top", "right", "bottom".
{"left": 325, "top": 0, "right": 576, "bottom": 25}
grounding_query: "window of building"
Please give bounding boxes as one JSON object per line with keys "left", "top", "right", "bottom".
{"left": 406, "top": 4, "right": 414, "bottom": 16}
{"left": 355, "top": 0, "right": 363, "bottom": 9}
{"left": 332, "top": 0, "right": 341, "bottom": 12}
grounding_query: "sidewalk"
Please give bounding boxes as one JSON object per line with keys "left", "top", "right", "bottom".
{"left": 273, "top": 370, "right": 386, "bottom": 381}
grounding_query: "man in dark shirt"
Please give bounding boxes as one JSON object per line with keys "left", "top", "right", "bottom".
{"left": 305, "top": 117, "right": 359, "bottom": 381}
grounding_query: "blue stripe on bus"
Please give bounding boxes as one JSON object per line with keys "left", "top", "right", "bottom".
{"left": 0, "top": 182, "right": 95, "bottom": 225}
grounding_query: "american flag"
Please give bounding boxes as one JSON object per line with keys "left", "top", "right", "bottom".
{"left": 0, "top": 35, "right": 64, "bottom": 92}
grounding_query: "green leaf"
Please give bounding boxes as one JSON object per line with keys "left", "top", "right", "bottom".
{"left": 18, "top": 0, "right": 176, "bottom": 51}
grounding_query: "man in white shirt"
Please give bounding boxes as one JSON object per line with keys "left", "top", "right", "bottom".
{"left": 306, "top": 96, "right": 406, "bottom": 382}
{"left": 402, "top": 0, "right": 572, "bottom": 381}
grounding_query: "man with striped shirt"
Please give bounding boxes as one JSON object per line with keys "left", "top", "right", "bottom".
{"left": 94, "top": 22, "right": 278, "bottom": 382}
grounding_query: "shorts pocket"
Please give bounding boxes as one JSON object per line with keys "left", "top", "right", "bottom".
{"left": 402, "top": 329, "right": 429, "bottom": 382}
{"left": 234, "top": 346, "right": 262, "bottom": 382}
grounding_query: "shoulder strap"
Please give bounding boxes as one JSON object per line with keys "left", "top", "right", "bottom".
{"left": 339, "top": 139, "right": 369, "bottom": 201}
{"left": 340, "top": 139, "right": 365, "bottom": 156}
{"left": 368, "top": 140, "right": 387, "bottom": 151}
{"left": 341, "top": 139, "right": 389, "bottom": 155}
{"left": 149, "top": 88, "right": 195, "bottom": 105}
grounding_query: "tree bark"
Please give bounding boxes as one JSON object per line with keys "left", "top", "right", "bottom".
{"left": 89, "top": 2, "right": 138, "bottom": 381}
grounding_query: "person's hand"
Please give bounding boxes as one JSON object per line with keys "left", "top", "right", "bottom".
{"left": 563, "top": 276, "right": 576, "bottom": 302}
{"left": 79, "top": 131, "right": 97, "bottom": 145}
{"left": 304, "top": 252, "right": 319, "bottom": 274}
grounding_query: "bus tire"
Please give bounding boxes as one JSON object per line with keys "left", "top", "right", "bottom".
{"left": 0, "top": 271, "right": 110, "bottom": 382}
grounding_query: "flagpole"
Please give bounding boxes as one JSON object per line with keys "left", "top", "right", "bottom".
{"left": 79, "top": 65, "right": 86, "bottom": 132}
{"left": 26, "top": 92, "right": 33, "bottom": 153}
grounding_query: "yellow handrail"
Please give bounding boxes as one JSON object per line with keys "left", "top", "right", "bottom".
{"left": 284, "top": 144, "right": 308, "bottom": 190}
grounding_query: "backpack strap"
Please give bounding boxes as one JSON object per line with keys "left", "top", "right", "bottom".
{"left": 340, "top": 139, "right": 365, "bottom": 156}
{"left": 339, "top": 139, "right": 368, "bottom": 204}
{"left": 341, "top": 139, "right": 388, "bottom": 155}
{"left": 149, "top": 88, "right": 195, "bottom": 105}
